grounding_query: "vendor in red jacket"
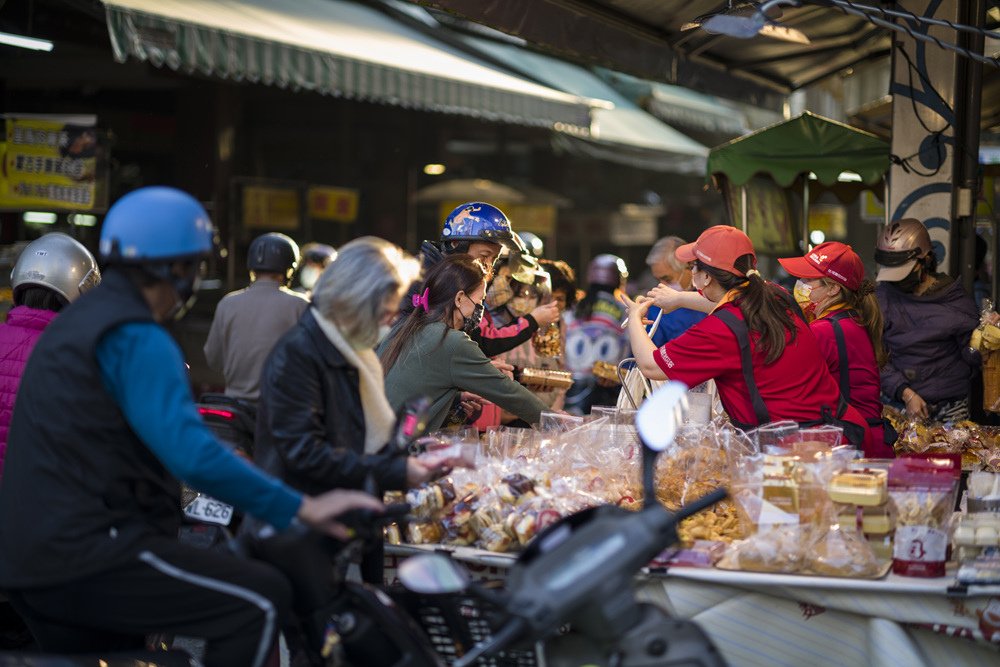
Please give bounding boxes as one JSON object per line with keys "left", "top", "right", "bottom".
{"left": 622, "top": 225, "right": 875, "bottom": 454}
{"left": 778, "top": 242, "right": 894, "bottom": 457}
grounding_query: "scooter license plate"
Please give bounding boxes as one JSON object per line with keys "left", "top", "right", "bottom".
{"left": 184, "top": 496, "right": 234, "bottom": 526}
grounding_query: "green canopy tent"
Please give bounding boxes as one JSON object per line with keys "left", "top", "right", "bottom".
{"left": 707, "top": 112, "right": 890, "bottom": 253}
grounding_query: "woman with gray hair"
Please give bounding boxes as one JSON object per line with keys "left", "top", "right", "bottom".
{"left": 251, "top": 237, "right": 444, "bottom": 581}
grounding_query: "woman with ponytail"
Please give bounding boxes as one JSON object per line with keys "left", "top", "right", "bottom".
{"left": 380, "top": 255, "right": 547, "bottom": 431}
{"left": 778, "top": 242, "right": 894, "bottom": 456}
{"left": 622, "top": 226, "right": 878, "bottom": 456}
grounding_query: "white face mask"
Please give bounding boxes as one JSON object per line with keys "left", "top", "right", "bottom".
{"left": 377, "top": 324, "right": 392, "bottom": 344}
{"left": 299, "top": 265, "right": 321, "bottom": 291}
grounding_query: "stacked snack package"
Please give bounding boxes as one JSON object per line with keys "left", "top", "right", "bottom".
{"left": 719, "top": 426, "right": 885, "bottom": 576}
{"left": 953, "top": 473, "right": 1000, "bottom": 585}
{"left": 396, "top": 409, "right": 893, "bottom": 580}
{"left": 968, "top": 298, "right": 1000, "bottom": 413}
{"left": 887, "top": 455, "right": 961, "bottom": 577}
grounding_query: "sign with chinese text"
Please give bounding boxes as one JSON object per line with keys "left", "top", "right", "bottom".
{"left": 0, "top": 114, "right": 107, "bottom": 210}
{"left": 242, "top": 186, "right": 300, "bottom": 230}
{"left": 307, "top": 186, "right": 359, "bottom": 223}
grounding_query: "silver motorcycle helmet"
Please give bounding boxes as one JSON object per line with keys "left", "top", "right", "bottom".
{"left": 12, "top": 232, "right": 101, "bottom": 304}
{"left": 874, "top": 218, "right": 932, "bottom": 282}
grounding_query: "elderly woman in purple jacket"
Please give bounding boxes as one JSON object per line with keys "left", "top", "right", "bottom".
{"left": 0, "top": 234, "right": 99, "bottom": 478}
{"left": 874, "top": 219, "right": 979, "bottom": 421}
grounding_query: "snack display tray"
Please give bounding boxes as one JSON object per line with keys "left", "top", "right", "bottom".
{"left": 713, "top": 559, "right": 892, "bottom": 580}
{"left": 388, "top": 544, "right": 1000, "bottom": 597}
{"left": 654, "top": 563, "right": 1000, "bottom": 596}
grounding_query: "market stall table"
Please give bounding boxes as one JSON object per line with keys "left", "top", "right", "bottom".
{"left": 385, "top": 544, "right": 1000, "bottom": 667}
{"left": 641, "top": 566, "right": 1000, "bottom": 667}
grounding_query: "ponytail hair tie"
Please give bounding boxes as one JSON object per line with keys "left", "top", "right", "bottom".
{"left": 411, "top": 287, "right": 430, "bottom": 312}
{"left": 745, "top": 268, "right": 762, "bottom": 279}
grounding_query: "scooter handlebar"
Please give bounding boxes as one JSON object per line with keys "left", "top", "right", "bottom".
{"left": 671, "top": 488, "right": 728, "bottom": 524}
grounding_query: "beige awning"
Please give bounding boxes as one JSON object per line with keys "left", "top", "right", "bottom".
{"left": 101, "top": 0, "right": 599, "bottom": 133}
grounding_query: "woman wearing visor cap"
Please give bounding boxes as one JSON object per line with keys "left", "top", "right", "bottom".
{"left": 779, "top": 242, "right": 894, "bottom": 456}
{"left": 874, "top": 218, "right": 979, "bottom": 421}
{"left": 623, "top": 225, "right": 875, "bottom": 454}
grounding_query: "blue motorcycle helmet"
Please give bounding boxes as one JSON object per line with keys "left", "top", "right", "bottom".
{"left": 441, "top": 202, "right": 524, "bottom": 255}
{"left": 100, "top": 186, "right": 216, "bottom": 318}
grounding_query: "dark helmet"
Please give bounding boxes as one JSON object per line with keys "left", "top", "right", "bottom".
{"left": 301, "top": 242, "right": 337, "bottom": 267}
{"left": 248, "top": 232, "right": 300, "bottom": 276}
{"left": 441, "top": 202, "right": 524, "bottom": 254}
{"left": 587, "top": 254, "right": 628, "bottom": 287}
{"left": 517, "top": 232, "right": 544, "bottom": 257}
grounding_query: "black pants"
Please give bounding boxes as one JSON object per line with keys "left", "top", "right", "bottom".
{"left": 7, "top": 536, "right": 292, "bottom": 667}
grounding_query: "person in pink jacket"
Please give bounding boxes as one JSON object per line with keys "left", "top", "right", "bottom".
{"left": 0, "top": 233, "right": 100, "bottom": 477}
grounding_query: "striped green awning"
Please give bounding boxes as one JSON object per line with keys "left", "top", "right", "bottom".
{"left": 101, "top": 0, "right": 596, "bottom": 133}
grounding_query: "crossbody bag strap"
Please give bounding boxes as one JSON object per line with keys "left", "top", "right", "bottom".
{"left": 714, "top": 309, "right": 770, "bottom": 427}
{"left": 825, "top": 310, "right": 857, "bottom": 404}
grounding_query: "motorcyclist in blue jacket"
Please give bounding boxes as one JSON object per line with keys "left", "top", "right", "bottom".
{"left": 0, "top": 186, "right": 382, "bottom": 667}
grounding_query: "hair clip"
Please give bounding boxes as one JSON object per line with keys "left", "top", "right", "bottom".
{"left": 412, "top": 287, "right": 430, "bottom": 312}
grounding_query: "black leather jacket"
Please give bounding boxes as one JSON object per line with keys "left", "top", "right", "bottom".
{"left": 254, "top": 309, "right": 407, "bottom": 496}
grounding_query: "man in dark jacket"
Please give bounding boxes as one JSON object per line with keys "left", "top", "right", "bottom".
{"left": 0, "top": 187, "right": 382, "bottom": 667}
{"left": 875, "top": 218, "right": 980, "bottom": 421}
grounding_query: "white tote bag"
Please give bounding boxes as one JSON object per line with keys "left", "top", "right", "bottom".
{"left": 617, "top": 311, "right": 665, "bottom": 409}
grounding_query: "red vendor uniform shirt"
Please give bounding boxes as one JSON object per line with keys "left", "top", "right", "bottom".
{"left": 811, "top": 311, "right": 892, "bottom": 457}
{"left": 654, "top": 302, "right": 876, "bottom": 454}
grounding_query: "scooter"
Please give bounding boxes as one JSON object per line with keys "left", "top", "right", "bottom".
{"left": 398, "top": 382, "right": 729, "bottom": 667}
{"left": 178, "top": 394, "right": 259, "bottom": 548}
{"left": 0, "top": 398, "right": 439, "bottom": 667}
{"left": 196, "top": 393, "right": 256, "bottom": 457}
{"left": 237, "top": 396, "right": 444, "bottom": 667}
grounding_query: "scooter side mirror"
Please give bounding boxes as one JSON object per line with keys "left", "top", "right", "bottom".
{"left": 398, "top": 553, "right": 471, "bottom": 595}
{"left": 636, "top": 381, "right": 689, "bottom": 507}
{"left": 391, "top": 396, "right": 433, "bottom": 454}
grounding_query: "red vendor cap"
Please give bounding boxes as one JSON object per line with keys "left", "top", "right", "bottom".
{"left": 675, "top": 225, "right": 756, "bottom": 278}
{"left": 778, "top": 241, "right": 864, "bottom": 291}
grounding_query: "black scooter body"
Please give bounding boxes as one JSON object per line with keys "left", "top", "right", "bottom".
{"left": 246, "top": 526, "right": 443, "bottom": 667}
{"left": 196, "top": 394, "right": 256, "bottom": 457}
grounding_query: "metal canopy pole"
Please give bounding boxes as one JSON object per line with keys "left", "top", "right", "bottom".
{"left": 802, "top": 177, "right": 810, "bottom": 252}
{"left": 741, "top": 185, "right": 748, "bottom": 234}
{"left": 954, "top": 0, "right": 985, "bottom": 295}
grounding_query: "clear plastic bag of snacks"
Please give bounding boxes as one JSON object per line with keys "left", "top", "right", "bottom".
{"left": 405, "top": 478, "right": 457, "bottom": 520}
{"left": 539, "top": 411, "right": 587, "bottom": 432}
{"left": 414, "top": 431, "right": 481, "bottom": 470}
{"left": 717, "top": 525, "right": 806, "bottom": 573}
{"left": 804, "top": 525, "right": 883, "bottom": 577}
{"left": 746, "top": 420, "right": 800, "bottom": 454}
{"left": 652, "top": 420, "right": 753, "bottom": 545}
